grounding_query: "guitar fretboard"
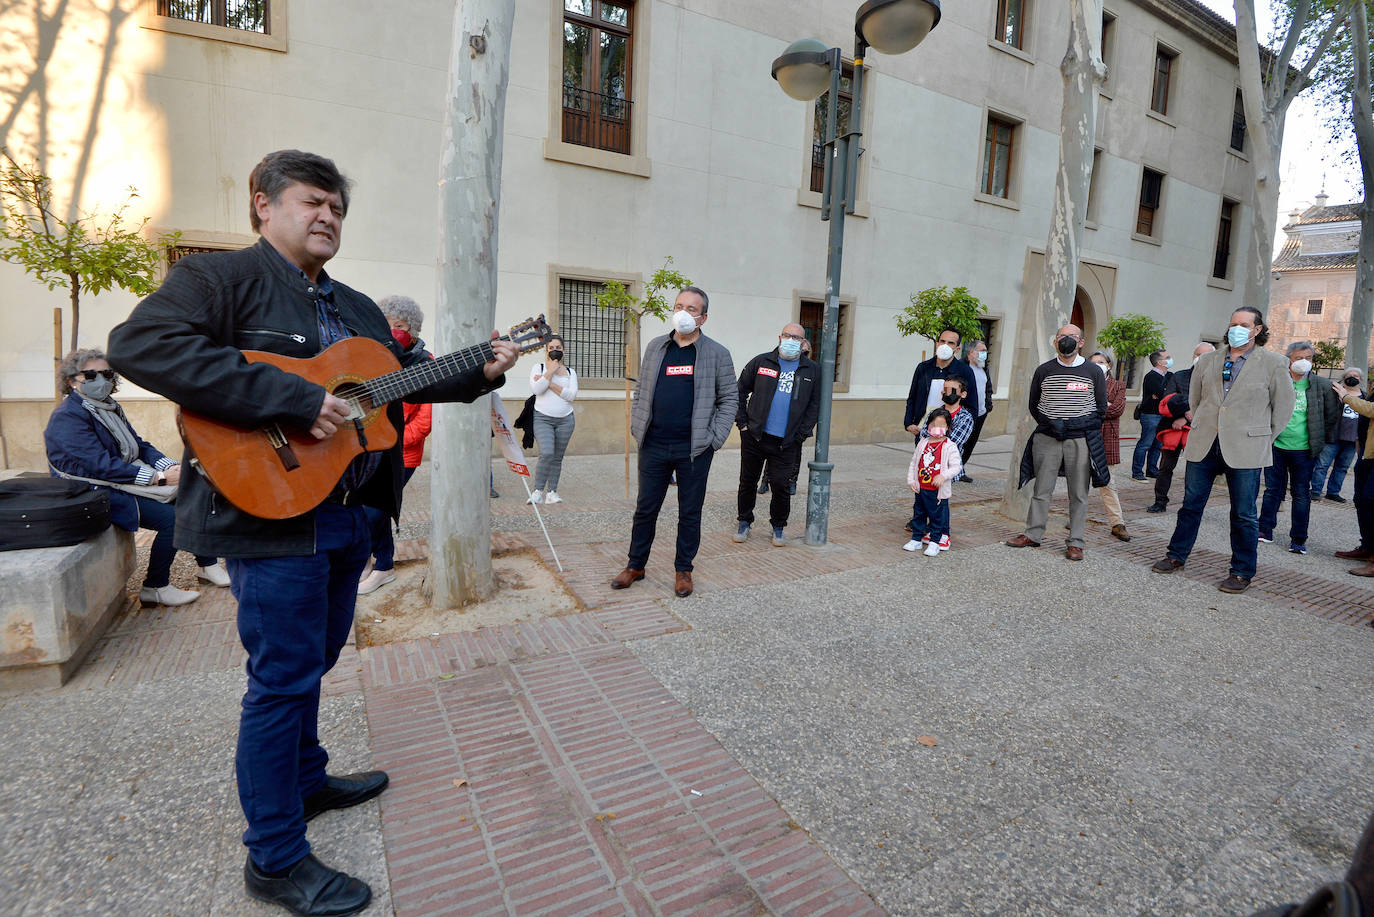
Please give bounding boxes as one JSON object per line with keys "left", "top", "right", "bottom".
{"left": 361, "top": 338, "right": 500, "bottom": 406}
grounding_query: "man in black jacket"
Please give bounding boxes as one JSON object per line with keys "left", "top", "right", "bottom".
{"left": 903, "top": 327, "right": 978, "bottom": 437}
{"left": 108, "top": 151, "right": 517, "bottom": 917}
{"left": 733, "top": 322, "right": 821, "bottom": 546}
{"left": 1148, "top": 342, "right": 1213, "bottom": 513}
{"left": 1132, "top": 348, "right": 1173, "bottom": 480}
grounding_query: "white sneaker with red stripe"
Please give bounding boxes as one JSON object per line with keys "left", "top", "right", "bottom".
{"left": 936, "top": 535, "right": 950, "bottom": 551}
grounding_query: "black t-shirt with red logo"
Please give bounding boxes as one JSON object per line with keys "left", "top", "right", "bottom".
{"left": 646, "top": 339, "right": 696, "bottom": 452}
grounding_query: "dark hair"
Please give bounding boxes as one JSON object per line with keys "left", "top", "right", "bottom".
{"left": 925, "top": 407, "right": 953, "bottom": 428}
{"left": 679, "top": 285, "right": 710, "bottom": 314}
{"left": 1231, "top": 306, "right": 1271, "bottom": 346}
{"left": 939, "top": 326, "right": 962, "bottom": 345}
{"left": 943, "top": 376, "right": 967, "bottom": 393}
{"left": 1148, "top": 350, "right": 1166, "bottom": 367}
{"left": 248, "top": 150, "right": 353, "bottom": 232}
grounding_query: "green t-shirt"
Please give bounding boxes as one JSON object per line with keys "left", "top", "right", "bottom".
{"left": 1274, "top": 377, "right": 1309, "bottom": 450}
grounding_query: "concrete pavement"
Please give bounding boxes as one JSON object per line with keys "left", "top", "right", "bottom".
{"left": 3, "top": 434, "right": 1372, "bottom": 916}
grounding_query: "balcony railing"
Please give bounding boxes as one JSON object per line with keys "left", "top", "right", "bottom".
{"left": 562, "top": 86, "right": 632, "bottom": 155}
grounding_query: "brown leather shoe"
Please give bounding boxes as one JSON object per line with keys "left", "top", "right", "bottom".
{"left": 674, "top": 571, "right": 693, "bottom": 597}
{"left": 1151, "top": 557, "right": 1184, "bottom": 574}
{"left": 1350, "top": 563, "right": 1374, "bottom": 577}
{"left": 1110, "top": 524, "right": 1131, "bottom": 542}
{"left": 1335, "top": 547, "right": 1374, "bottom": 560}
{"left": 1005, "top": 534, "right": 1041, "bottom": 548}
{"left": 1066, "top": 546, "right": 1084, "bottom": 561}
{"left": 611, "top": 567, "right": 645, "bottom": 589}
{"left": 1218, "top": 574, "right": 1251, "bottom": 593}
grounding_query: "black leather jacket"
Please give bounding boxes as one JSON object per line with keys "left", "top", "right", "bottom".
{"left": 107, "top": 238, "right": 503, "bottom": 558}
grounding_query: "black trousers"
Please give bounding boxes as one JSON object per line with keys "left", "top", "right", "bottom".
{"left": 738, "top": 433, "right": 799, "bottom": 529}
{"left": 1354, "top": 457, "right": 1374, "bottom": 551}
{"left": 627, "top": 440, "right": 714, "bottom": 572}
{"left": 1153, "top": 445, "right": 1182, "bottom": 507}
{"left": 964, "top": 412, "right": 988, "bottom": 465}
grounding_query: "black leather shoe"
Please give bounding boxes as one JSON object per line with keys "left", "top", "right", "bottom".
{"left": 244, "top": 853, "right": 371, "bottom": 916}
{"left": 1145, "top": 502, "right": 1167, "bottom": 513}
{"left": 302, "top": 771, "right": 389, "bottom": 822}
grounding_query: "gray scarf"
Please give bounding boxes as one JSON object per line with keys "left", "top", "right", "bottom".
{"left": 81, "top": 396, "right": 144, "bottom": 467}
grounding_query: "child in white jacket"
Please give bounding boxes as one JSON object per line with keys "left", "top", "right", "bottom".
{"left": 905, "top": 408, "right": 963, "bottom": 556}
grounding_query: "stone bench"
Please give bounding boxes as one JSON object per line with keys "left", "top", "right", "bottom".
{"left": 0, "top": 526, "right": 134, "bottom": 691}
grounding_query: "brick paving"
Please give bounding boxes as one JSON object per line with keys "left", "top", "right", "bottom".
{"left": 35, "top": 439, "right": 1371, "bottom": 916}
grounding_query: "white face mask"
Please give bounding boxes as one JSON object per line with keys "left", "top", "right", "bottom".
{"left": 973, "top": 350, "right": 986, "bottom": 364}
{"left": 672, "top": 310, "right": 697, "bottom": 335}
{"left": 1290, "top": 359, "right": 1313, "bottom": 376}
{"left": 1092, "top": 362, "right": 1109, "bottom": 375}
{"left": 935, "top": 344, "right": 955, "bottom": 362}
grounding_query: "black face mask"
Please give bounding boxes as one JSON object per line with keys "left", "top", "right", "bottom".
{"left": 941, "top": 391, "right": 961, "bottom": 405}
{"left": 1056, "top": 337, "right": 1079, "bottom": 356}
{"left": 548, "top": 350, "right": 564, "bottom": 362}
{"left": 1345, "top": 376, "right": 1361, "bottom": 387}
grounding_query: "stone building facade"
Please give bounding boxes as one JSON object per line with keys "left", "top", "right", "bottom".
{"left": 1268, "top": 196, "right": 1372, "bottom": 371}
{"left": 0, "top": 0, "right": 1257, "bottom": 468}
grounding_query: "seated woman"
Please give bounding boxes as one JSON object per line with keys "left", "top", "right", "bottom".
{"left": 44, "top": 348, "right": 227, "bottom": 606}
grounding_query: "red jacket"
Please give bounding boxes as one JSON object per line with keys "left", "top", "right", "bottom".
{"left": 402, "top": 401, "right": 433, "bottom": 469}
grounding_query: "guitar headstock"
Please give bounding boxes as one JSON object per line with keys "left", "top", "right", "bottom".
{"left": 507, "top": 315, "right": 554, "bottom": 355}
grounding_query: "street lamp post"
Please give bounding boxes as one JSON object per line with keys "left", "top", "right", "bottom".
{"left": 771, "top": 0, "right": 941, "bottom": 547}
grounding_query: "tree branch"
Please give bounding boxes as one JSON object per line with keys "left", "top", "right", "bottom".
{"left": 1280, "top": 0, "right": 1355, "bottom": 112}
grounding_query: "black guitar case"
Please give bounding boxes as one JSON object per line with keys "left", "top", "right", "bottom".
{"left": 0, "top": 476, "right": 111, "bottom": 551}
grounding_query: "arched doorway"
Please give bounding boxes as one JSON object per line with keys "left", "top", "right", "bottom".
{"left": 1072, "top": 287, "right": 1089, "bottom": 339}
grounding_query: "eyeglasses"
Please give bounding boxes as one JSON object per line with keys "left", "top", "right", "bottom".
{"left": 780, "top": 332, "right": 805, "bottom": 341}
{"left": 76, "top": 369, "right": 116, "bottom": 382}
{"left": 1222, "top": 359, "right": 1234, "bottom": 384}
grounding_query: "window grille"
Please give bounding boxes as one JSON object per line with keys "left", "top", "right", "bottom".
{"left": 558, "top": 278, "right": 626, "bottom": 379}
{"left": 157, "top": 0, "right": 268, "bottom": 33}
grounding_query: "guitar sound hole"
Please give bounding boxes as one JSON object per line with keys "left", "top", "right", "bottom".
{"left": 333, "top": 382, "right": 371, "bottom": 420}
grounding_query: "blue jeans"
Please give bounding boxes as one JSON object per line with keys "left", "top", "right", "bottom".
{"left": 1310, "top": 440, "right": 1357, "bottom": 497}
{"left": 1132, "top": 413, "right": 1162, "bottom": 477}
{"left": 628, "top": 440, "right": 714, "bottom": 572}
{"left": 908, "top": 488, "right": 949, "bottom": 541}
{"left": 1165, "top": 441, "right": 1262, "bottom": 580}
{"left": 226, "top": 503, "right": 370, "bottom": 872}
{"left": 134, "top": 496, "right": 215, "bottom": 588}
{"left": 362, "top": 466, "right": 415, "bottom": 571}
{"left": 1258, "top": 446, "right": 1316, "bottom": 544}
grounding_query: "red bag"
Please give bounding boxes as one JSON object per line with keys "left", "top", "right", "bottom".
{"left": 1156, "top": 393, "right": 1188, "bottom": 451}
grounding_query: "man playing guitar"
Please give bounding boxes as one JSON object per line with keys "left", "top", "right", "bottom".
{"left": 108, "top": 150, "right": 518, "bottom": 917}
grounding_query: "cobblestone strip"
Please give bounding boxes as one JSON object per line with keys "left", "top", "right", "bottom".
{"left": 365, "top": 642, "right": 882, "bottom": 917}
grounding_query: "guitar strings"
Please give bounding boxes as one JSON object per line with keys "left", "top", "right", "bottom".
{"left": 360, "top": 334, "right": 519, "bottom": 406}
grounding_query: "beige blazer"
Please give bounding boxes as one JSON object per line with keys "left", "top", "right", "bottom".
{"left": 1185, "top": 347, "right": 1296, "bottom": 468}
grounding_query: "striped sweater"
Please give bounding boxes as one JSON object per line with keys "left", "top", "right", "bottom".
{"left": 1029, "top": 358, "right": 1106, "bottom": 432}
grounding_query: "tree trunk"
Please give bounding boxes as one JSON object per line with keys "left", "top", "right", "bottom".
{"left": 999, "top": 0, "right": 1105, "bottom": 519}
{"left": 428, "top": 0, "right": 515, "bottom": 607}
{"left": 1349, "top": 0, "right": 1374, "bottom": 373}
{"left": 68, "top": 274, "right": 79, "bottom": 353}
{"left": 1233, "top": 0, "right": 1285, "bottom": 313}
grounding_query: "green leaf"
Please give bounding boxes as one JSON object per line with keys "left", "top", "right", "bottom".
{"left": 894, "top": 286, "right": 988, "bottom": 345}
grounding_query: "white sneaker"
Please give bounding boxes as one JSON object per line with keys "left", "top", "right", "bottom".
{"left": 527, "top": 490, "right": 544, "bottom": 505}
{"left": 358, "top": 568, "right": 397, "bottom": 595}
{"left": 903, "top": 539, "right": 922, "bottom": 552}
{"left": 197, "top": 563, "right": 230, "bottom": 587}
{"left": 923, "top": 542, "right": 941, "bottom": 557}
{"left": 139, "top": 585, "right": 200, "bottom": 606}
{"left": 544, "top": 491, "right": 563, "bottom": 504}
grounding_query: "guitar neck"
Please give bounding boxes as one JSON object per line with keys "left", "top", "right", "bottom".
{"left": 364, "top": 338, "right": 499, "bottom": 406}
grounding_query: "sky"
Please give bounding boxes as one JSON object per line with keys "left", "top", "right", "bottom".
{"left": 1194, "top": 0, "right": 1363, "bottom": 234}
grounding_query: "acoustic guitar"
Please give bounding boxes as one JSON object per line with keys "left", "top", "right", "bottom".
{"left": 178, "top": 316, "right": 551, "bottom": 520}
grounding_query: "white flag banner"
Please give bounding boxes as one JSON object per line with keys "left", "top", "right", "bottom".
{"left": 490, "top": 394, "right": 562, "bottom": 571}
{"left": 490, "top": 394, "right": 529, "bottom": 476}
